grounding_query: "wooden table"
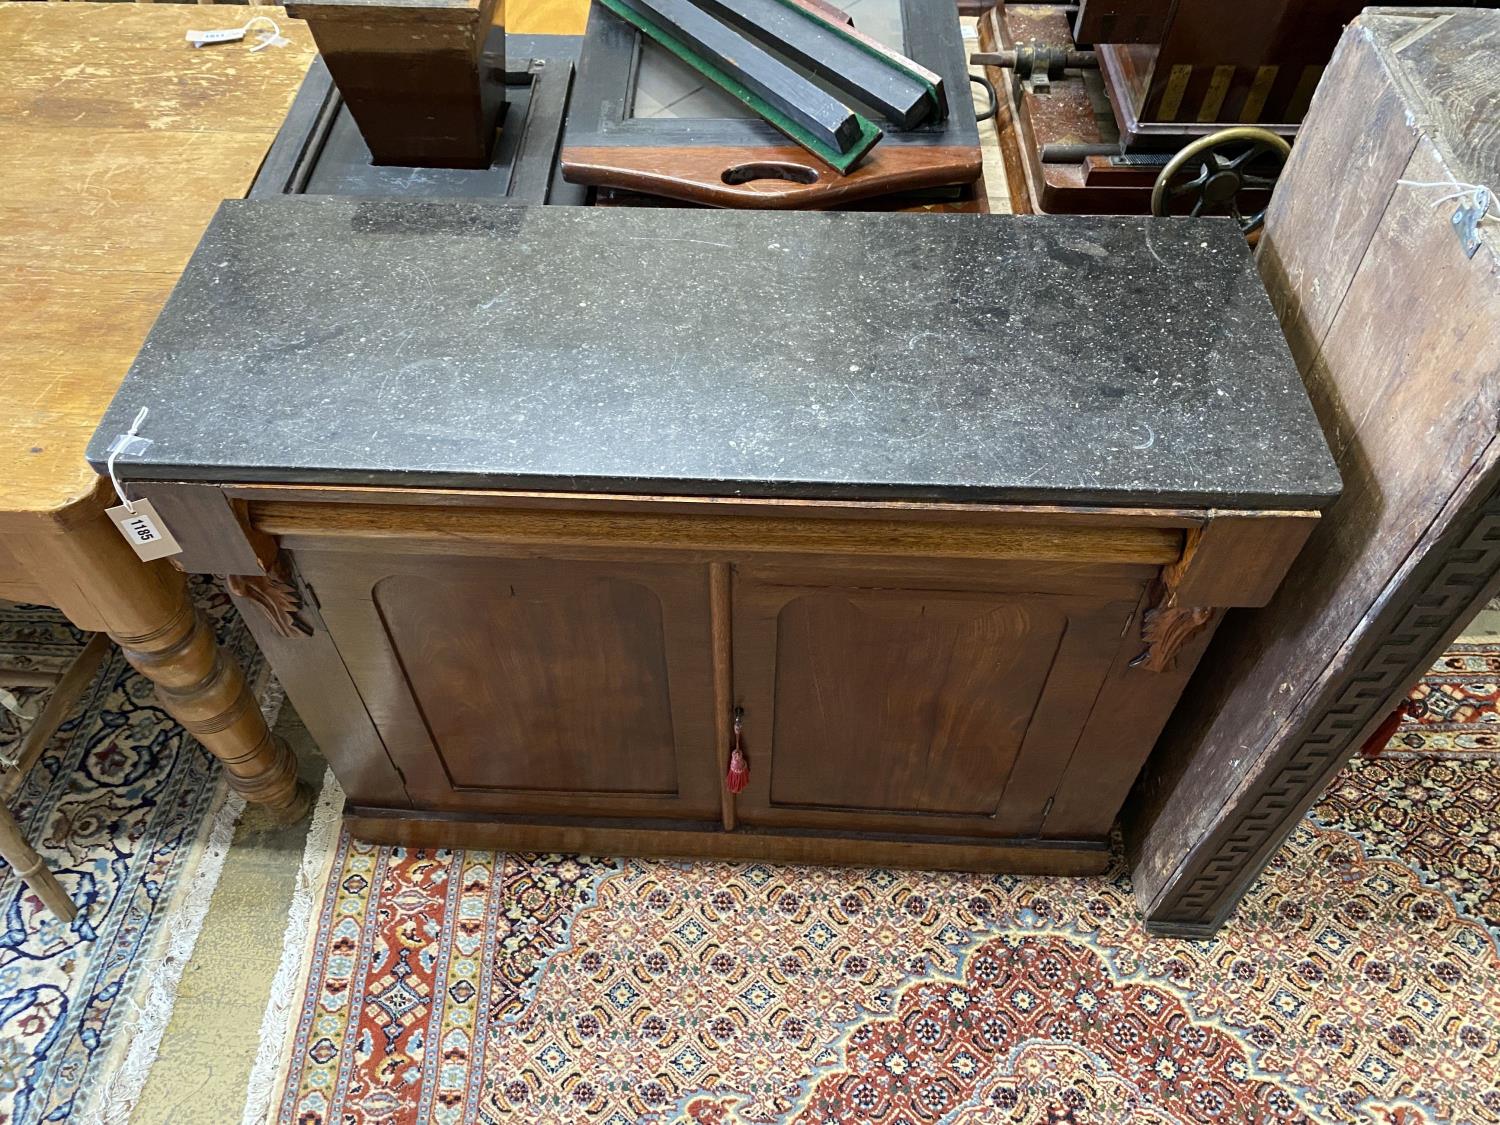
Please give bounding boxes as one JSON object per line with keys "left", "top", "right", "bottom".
{"left": 0, "top": 0, "right": 585, "bottom": 817}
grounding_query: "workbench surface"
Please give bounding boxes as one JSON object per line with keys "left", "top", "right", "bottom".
{"left": 0, "top": 3, "right": 316, "bottom": 522}
{"left": 91, "top": 199, "right": 1338, "bottom": 508}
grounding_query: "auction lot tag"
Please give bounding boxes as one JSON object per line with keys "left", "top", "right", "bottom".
{"left": 186, "top": 27, "right": 248, "bottom": 46}
{"left": 106, "top": 499, "right": 184, "bottom": 562}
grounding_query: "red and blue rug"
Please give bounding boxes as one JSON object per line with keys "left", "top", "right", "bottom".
{"left": 257, "top": 645, "right": 1500, "bottom": 1124}
{"left": 0, "top": 586, "right": 270, "bottom": 1125}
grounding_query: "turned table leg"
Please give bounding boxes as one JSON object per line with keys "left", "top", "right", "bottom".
{"left": 0, "top": 804, "right": 77, "bottom": 922}
{"left": 11, "top": 490, "right": 311, "bottom": 821}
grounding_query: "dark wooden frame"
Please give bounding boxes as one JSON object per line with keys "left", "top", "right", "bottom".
{"left": 1129, "top": 483, "right": 1500, "bottom": 934}
{"left": 250, "top": 32, "right": 586, "bottom": 206}
{"left": 560, "top": 0, "right": 981, "bottom": 206}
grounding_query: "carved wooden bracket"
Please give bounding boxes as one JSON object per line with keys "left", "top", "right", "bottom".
{"left": 1128, "top": 527, "right": 1220, "bottom": 673}
{"left": 1130, "top": 602, "right": 1214, "bottom": 672}
{"left": 225, "top": 562, "right": 314, "bottom": 639}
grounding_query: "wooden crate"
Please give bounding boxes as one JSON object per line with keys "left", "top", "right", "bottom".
{"left": 1126, "top": 6, "right": 1500, "bottom": 935}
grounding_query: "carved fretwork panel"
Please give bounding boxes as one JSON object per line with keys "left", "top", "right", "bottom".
{"left": 1150, "top": 495, "right": 1500, "bottom": 932}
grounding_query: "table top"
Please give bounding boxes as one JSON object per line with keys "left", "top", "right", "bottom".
{"left": 0, "top": 0, "right": 587, "bottom": 526}
{"left": 90, "top": 200, "right": 1340, "bottom": 510}
{"left": 0, "top": 3, "right": 315, "bottom": 523}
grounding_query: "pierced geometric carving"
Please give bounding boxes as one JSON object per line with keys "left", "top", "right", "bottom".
{"left": 1150, "top": 492, "right": 1500, "bottom": 929}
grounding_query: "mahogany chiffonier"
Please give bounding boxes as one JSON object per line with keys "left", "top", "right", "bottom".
{"left": 88, "top": 201, "right": 1339, "bottom": 875}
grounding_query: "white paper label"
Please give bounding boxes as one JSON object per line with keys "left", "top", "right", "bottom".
{"left": 106, "top": 499, "right": 184, "bottom": 562}
{"left": 186, "top": 27, "right": 247, "bottom": 46}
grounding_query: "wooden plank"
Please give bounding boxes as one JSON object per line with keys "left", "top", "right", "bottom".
{"left": 1166, "top": 512, "right": 1320, "bottom": 608}
{"left": 0, "top": 0, "right": 592, "bottom": 525}
{"left": 0, "top": 539, "right": 49, "bottom": 606}
{"left": 250, "top": 501, "right": 1186, "bottom": 564}
{"left": 0, "top": 127, "right": 301, "bottom": 274}
{"left": 345, "top": 809, "right": 1114, "bottom": 875}
{"left": 0, "top": 3, "right": 314, "bottom": 521}
{"left": 1144, "top": 139, "right": 1500, "bottom": 839}
{"left": 0, "top": 10, "right": 316, "bottom": 133}
{"left": 1044, "top": 600, "right": 1223, "bottom": 838}
{"left": 132, "top": 483, "right": 277, "bottom": 576}
{"left": 709, "top": 561, "right": 736, "bottom": 831}
{"left": 227, "top": 481, "right": 1213, "bottom": 528}
{"left": 0, "top": 633, "right": 112, "bottom": 802}
{"left": 1374, "top": 7, "right": 1500, "bottom": 187}
{"left": 229, "top": 562, "right": 413, "bottom": 809}
{"left": 0, "top": 806, "right": 77, "bottom": 922}
{"left": 508, "top": 0, "right": 593, "bottom": 34}
{"left": 1256, "top": 29, "right": 1419, "bottom": 366}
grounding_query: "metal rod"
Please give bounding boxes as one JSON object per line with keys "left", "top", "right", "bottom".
{"left": 1041, "top": 142, "right": 1122, "bottom": 162}
{"left": 969, "top": 48, "right": 1097, "bottom": 69}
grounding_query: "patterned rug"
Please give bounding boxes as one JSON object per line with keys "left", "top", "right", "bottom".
{"left": 256, "top": 648, "right": 1500, "bottom": 1125}
{"left": 0, "top": 586, "right": 270, "bottom": 1125}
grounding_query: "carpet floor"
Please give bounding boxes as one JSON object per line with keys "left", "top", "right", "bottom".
{"left": 255, "top": 646, "right": 1500, "bottom": 1125}
{"left": 0, "top": 585, "right": 273, "bottom": 1125}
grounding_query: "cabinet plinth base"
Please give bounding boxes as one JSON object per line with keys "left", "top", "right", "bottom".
{"left": 344, "top": 808, "right": 1114, "bottom": 876}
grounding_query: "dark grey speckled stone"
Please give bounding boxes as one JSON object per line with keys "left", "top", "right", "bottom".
{"left": 88, "top": 199, "right": 1340, "bottom": 509}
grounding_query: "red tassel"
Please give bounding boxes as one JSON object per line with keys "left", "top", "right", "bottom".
{"left": 726, "top": 746, "right": 750, "bottom": 794}
{"left": 1359, "top": 700, "right": 1413, "bottom": 759}
{"left": 726, "top": 707, "right": 749, "bottom": 794}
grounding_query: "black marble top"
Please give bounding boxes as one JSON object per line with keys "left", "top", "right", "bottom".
{"left": 89, "top": 199, "right": 1340, "bottom": 509}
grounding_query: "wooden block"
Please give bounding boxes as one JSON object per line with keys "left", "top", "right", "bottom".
{"left": 133, "top": 483, "right": 278, "bottom": 576}
{"left": 284, "top": 0, "right": 504, "bottom": 168}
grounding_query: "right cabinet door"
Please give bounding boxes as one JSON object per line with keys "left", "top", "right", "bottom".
{"left": 731, "top": 562, "right": 1148, "bottom": 840}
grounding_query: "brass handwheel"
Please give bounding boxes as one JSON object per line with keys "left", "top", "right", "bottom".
{"left": 1150, "top": 126, "right": 1291, "bottom": 234}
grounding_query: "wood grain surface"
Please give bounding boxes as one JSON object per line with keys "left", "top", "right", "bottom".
{"left": 248, "top": 499, "right": 1187, "bottom": 564}
{"left": 344, "top": 809, "right": 1114, "bottom": 874}
{"left": 561, "top": 143, "right": 983, "bottom": 208}
{"left": 2, "top": 0, "right": 1002, "bottom": 529}
{"left": 0, "top": 4, "right": 315, "bottom": 524}
{"left": 0, "top": 0, "right": 586, "bottom": 527}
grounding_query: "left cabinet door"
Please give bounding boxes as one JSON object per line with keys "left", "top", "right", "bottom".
{"left": 295, "top": 549, "right": 723, "bottom": 820}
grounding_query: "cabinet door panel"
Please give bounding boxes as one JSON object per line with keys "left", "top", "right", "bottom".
{"left": 766, "top": 593, "right": 1061, "bottom": 816}
{"left": 298, "top": 551, "right": 720, "bottom": 819}
{"left": 733, "top": 567, "right": 1143, "bottom": 838}
{"left": 374, "top": 573, "right": 678, "bottom": 795}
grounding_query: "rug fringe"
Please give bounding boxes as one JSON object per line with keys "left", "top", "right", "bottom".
{"left": 78, "top": 679, "right": 285, "bottom": 1125}
{"left": 240, "top": 767, "right": 346, "bottom": 1125}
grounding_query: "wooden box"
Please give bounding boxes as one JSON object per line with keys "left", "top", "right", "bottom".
{"left": 1128, "top": 6, "right": 1500, "bottom": 935}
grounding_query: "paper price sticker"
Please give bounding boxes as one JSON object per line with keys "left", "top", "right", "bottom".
{"left": 106, "top": 499, "right": 184, "bottom": 562}
{"left": 186, "top": 27, "right": 248, "bottom": 46}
